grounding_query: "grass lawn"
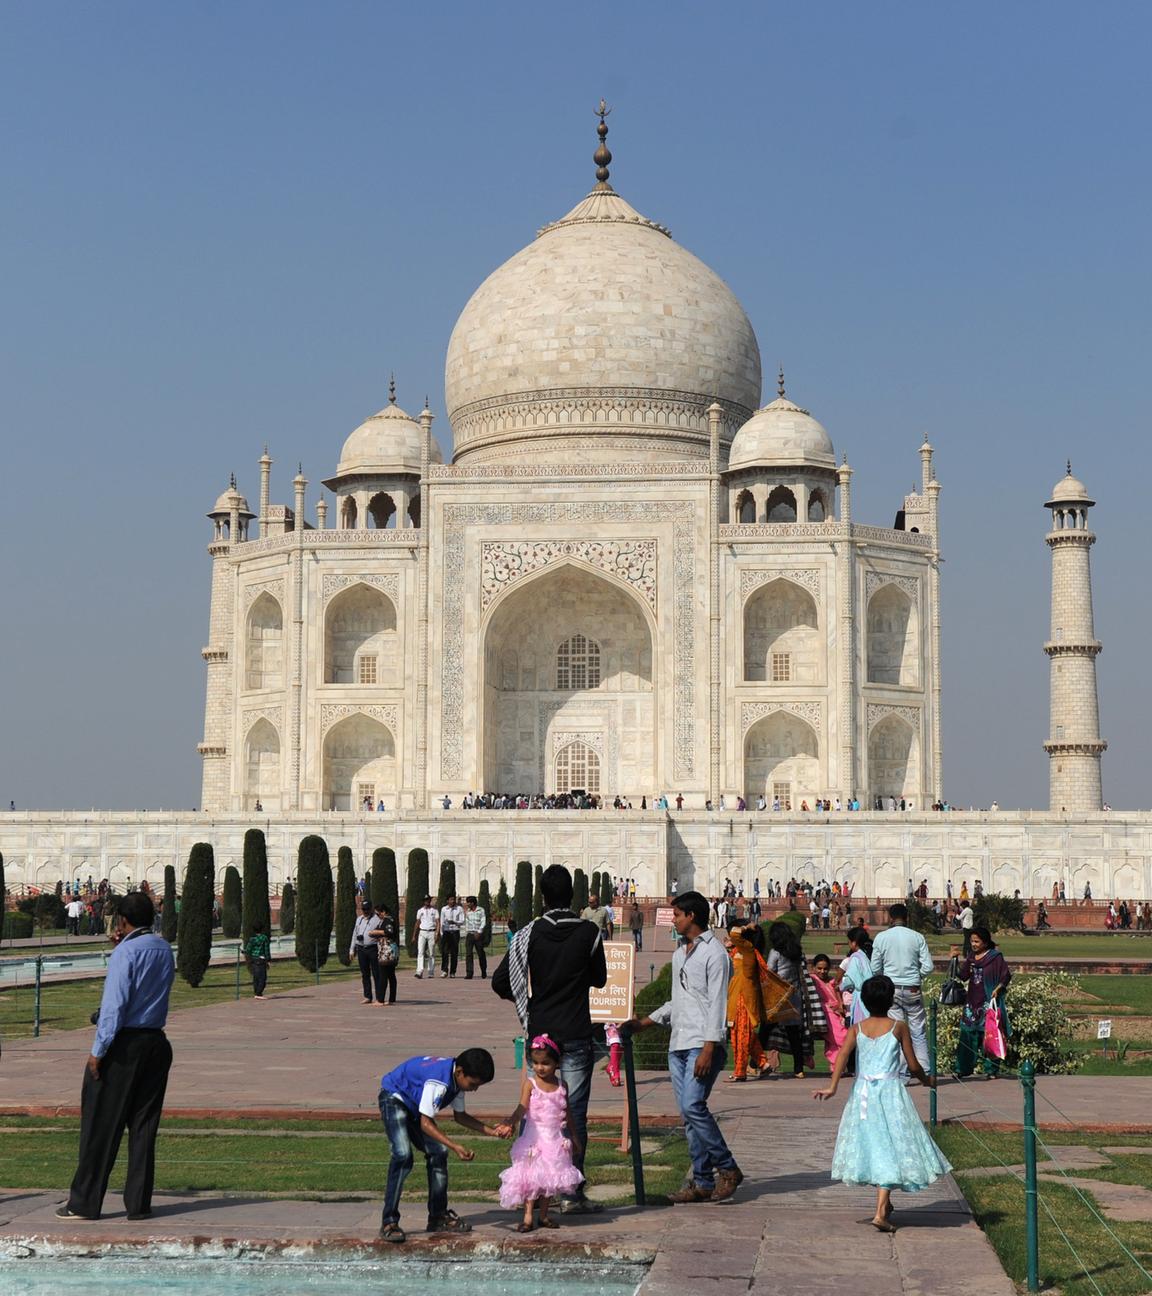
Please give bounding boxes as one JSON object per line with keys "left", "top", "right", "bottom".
{"left": 0, "top": 1116, "right": 686, "bottom": 1205}
{"left": 0, "top": 956, "right": 364, "bottom": 1040}
{"left": 933, "top": 1126, "right": 1152, "bottom": 1296}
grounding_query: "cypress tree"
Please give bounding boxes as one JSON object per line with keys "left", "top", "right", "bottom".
{"left": 176, "top": 842, "right": 215, "bottom": 987}
{"left": 512, "top": 860, "right": 533, "bottom": 930}
{"left": 161, "top": 864, "right": 178, "bottom": 942}
{"left": 372, "top": 847, "right": 399, "bottom": 922}
{"left": 495, "top": 876, "right": 510, "bottom": 918}
{"left": 404, "top": 848, "right": 430, "bottom": 955}
{"left": 477, "top": 879, "right": 493, "bottom": 946}
{"left": 591, "top": 870, "right": 602, "bottom": 902}
{"left": 295, "top": 835, "right": 333, "bottom": 972}
{"left": 280, "top": 882, "right": 296, "bottom": 934}
{"left": 221, "top": 865, "right": 242, "bottom": 938}
{"left": 335, "top": 846, "right": 357, "bottom": 966}
{"left": 573, "top": 868, "right": 589, "bottom": 914}
{"left": 241, "top": 828, "right": 272, "bottom": 948}
{"left": 533, "top": 864, "right": 545, "bottom": 917}
{"left": 436, "top": 858, "right": 457, "bottom": 907}
{"left": 363, "top": 869, "right": 372, "bottom": 906}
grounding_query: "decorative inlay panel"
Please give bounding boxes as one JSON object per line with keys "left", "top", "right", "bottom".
{"left": 740, "top": 568, "right": 821, "bottom": 600}
{"left": 867, "top": 704, "right": 921, "bottom": 731}
{"left": 241, "top": 707, "right": 282, "bottom": 734}
{"left": 243, "top": 580, "right": 285, "bottom": 609}
{"left": 553, "top": 731, "right": 605, "bottom": 756}
{"left": 481, "top": 540, "right": 657, "bottom": 611}
{"left": 321, "top": 572, "right": 400, "bottom": 603}
{"left": 741, "top": 701, "right": 823, "bottom": 734}
{"left": 441, "top": 501, "right": 696, "bottom": 782}
{"left": 320, "top": 703, "right": 399, "bottom": 735}
{"left": 429, "top": 461, "right": 712, "bottom": 480}
{"left": 865, "top": 572, "right": 919, "bottom": 602}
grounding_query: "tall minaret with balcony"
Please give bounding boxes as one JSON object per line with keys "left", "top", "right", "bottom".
{"left": 1044, "top": 465, "right": 1106, "bottom": 812}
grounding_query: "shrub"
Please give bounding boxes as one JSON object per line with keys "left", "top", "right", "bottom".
{"left": 221, "top": 865, "right": 242, "bottom": 938}
{"left": 906, "top": 898, "right": 938, "bottom": 934}
{"left": 34, "top": 892, "right": 66, "bottom": 930}
{"left": 512, "top": 860, "right": 533, "bottom": 930}
{"left": 927, "top": 968, "right": 1083, "bottom": 1075}
{"left": 533, "top": 864, "right": 544, "bottom": 918}
{"left": 280, "top": 882, "right": 296, "bottom": 934}
{"left": 372, "top": 848, "right": 400, "bottom": 922}
{"left": 3, "top": 911, "right": 33, "bottom": 940}
{"left": 573, "top": 868, "right": 589, "bottom": 914}
{"left": 495, "top": 877, "right": 510, "bottom": 918}
{"left": 405, "top": 848, "right": 430, "bottom": 955}
{"left": 762, "top": 909, "right": 807, "bottom": 947}
{"left": 295, "top": 835, "right": 333, "bottom": 972}
{"left": 436, "top": 858, "right": 457, "bottom": 908}
{"left": 176, "top": 842, "right": 215, "bottom": 987}
{"left": 477, "top": 880, "right": 493, "bottom": 945}
{"left": 973, "top": 892, "right": 1026, "bottom": 934}
{"left": 162, "top": 865, "right": 178, "bottom": 943}
{"left": 335, "top": 846, "right": 357, "bottom": 966}
{"left": 241, "top": 829, "right": 272, "bottom": 948}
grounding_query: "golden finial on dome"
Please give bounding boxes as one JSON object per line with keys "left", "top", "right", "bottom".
{"left": 389, "top": 373, "right": 397, "bottom": 405}
{"left": 777, "top": 366, "right": 786, "bottom": 399}
{"left": 1067, "top": 458, "right": 1073, "bottom": 475}
{"left": 594, "top": 99, "right": 613, "bottom": 188}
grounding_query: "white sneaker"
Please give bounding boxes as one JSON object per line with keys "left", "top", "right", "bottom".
{"left": 440, "top": 971, "right": 448, "bottom": 978}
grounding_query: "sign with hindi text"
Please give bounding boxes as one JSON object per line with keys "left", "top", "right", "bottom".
{"left": 589, "top": 941, "right": 635, "bottom": 1023}
{"left": 654, "top": 907, "right": 675, "bottom": 928}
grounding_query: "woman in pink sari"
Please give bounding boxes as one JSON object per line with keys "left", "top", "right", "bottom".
{"left": 810, "top": 953, "right": 848, "bottom": 1067}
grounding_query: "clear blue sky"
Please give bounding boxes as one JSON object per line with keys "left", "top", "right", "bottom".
{"left": 2, "top": 2, "right": 1149, "bottom": 810}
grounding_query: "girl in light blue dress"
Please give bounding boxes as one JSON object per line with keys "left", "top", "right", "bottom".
{"left": 813, "top": 974, "right": 951, "bottom": 1232}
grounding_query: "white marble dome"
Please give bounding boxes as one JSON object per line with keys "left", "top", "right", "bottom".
{"left": 1048, "top": 468, "right": 1091, "bottom": 505}
{"left": 728, "top": 395, "right": 836, "bottom": 471}
{"left": 335, "top": 400, "right": 443, "bottom": 478}
{"left": 445, "top": 185, "right": 762, "bottom": 464}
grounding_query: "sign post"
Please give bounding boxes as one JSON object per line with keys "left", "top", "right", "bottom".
{"left": 589, "top": 942, "right": 644, "bottom": 1205}
{"left": 1097, "top": 1018, "right": 1112, "bottom": 1062}
{"left": 654, "top": 906, "right": 676, "bottom": 949}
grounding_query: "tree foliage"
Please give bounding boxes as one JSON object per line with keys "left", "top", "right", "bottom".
{"left": 533, "top": 864, "right": 545, "bottom": 918}
{"left": 372, "top": 848, "right": 399, "bottom": 921}
{"left": 477, "top": 879, "right": 493, "bottom": 946}
{"left": 973, "top": 892, "right": 1027, "bottom": 934}
{"left": 404, "top": 848, "right": 430, "bottom": 955}
{"left": 436, "top": 858, "right": 457, "bottom": 908}
{"left": 495, "top": 876, "right": 510, "bottom": 918}
{"left": 335, "top": 846, "right": 357, "bottom": 966}
{"left": 241, "top": 828, "right": 272, "bottom": 947}
{"left": 221, "top": 865, "right": 242, "bottom": 938}
{"left": 176, "top": 842, "right": 215, "bottom": 988}
{"left": 590, "top": 871, "right": 602, "bottom": 903}
{"left": 573, "top": 868, "right": 589, "bottom": 914}
{"left": 279, "top": 882, "right": 295, "bottom": 934}
{"left": 512, "top": 860, "right": 533, "bottom": 930}
{"left": 162, "top": 864, "right": 178, "bottom": 943}
{"left": 295, "top": 835, "right": 333, "bottom": 972}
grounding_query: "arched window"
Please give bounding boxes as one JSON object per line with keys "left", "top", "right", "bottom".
{"left": 340, "top": 496, "right": 358, "bottom": 530}
{"left": 743, "top": 579, "right": 821, "bottom": 683}
{"left": 866, "top": 583, "right": 918, "bottom": 686}
{"left": 556, "top": 633, "right": 601, "bottom": 690}
{"left": 555, "top": 741, "right": 601, "bottom": 795}
{"left": 736, "top": 489, "right": 756, "bottom": 524}
{"left": 807, "top": 489, "right": 827, "bottom": 522}
{"left": 245, "top": 718, "right": 281, "bottom": 808}
{"left": 324, "top": 584, "right": 398, "bottom": 684}
{"left": 368, "top": 492, "right": 396, "bottom": 529}
{"left": 245, "top": 592, "right": 283, "bottom": 690}
{"left": 766, "top": 486, "right": 798, "bottom": 522}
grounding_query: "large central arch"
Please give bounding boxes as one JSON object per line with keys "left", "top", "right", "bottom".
{"left": 480, "top": 563, "right": 655, "bottom": 796}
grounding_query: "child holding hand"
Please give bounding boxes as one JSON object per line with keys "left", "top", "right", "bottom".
{"left": 499, "top": 1035, "right": 584, "bottom": 1232}
{"left": 813, "top": 974, "right": 951, "bottom": 1232}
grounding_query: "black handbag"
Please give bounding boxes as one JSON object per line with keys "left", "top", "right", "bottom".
{"left": 939, "top": 956, "right": 966, "bottom": 1007}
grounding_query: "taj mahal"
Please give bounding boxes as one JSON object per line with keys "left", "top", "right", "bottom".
{"left": 2, "top": 112, "right": 1144, "bottom": 901}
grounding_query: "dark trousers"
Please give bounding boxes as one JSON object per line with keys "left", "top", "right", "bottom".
{"left": 68, "top": 1028, "right": 172, "bottom": 1218}
{"left": 632, "top": 928, "right": 643, "bottom": 950}
{"left": 379, "top": 1092, "right": 448, "bottom": 1228}
{"left": 440, "top": 930, "right": 460, "bottom": 975}
{"left": 379, "top": 958, "right": 397, "bottom": 1004}
{"left": 465, "top": 932, "right": 487, "bottom": 978}
{"left": 251, "top": 959, "right": 268, "bottom": 996}
{"left": 782, "top": 1023, "right": 805, "bottom": 1074}
{"left": 357, "top": 945, "right": 383, "bottom": 1001}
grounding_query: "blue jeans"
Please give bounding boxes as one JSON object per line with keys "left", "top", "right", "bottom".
{"left": 557, "top": 1036, "right": 602, "bottom": 1198}
{"left": 378, "top": 1091, "right": 448, "bottom": 1228}
{"left": 668, "top": 1046, "right": 736, "bottom": 1190}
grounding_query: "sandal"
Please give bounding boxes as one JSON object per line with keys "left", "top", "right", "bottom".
{"left": 379, "top": 1223, "right": 406, "bottom": 1244}
{"left": 724, "top": 1074, "right": 746, "bottom": 1083}
{"left": 515, "top": 1221, "right": 536, "bottom": 1233}
{"left": 538, "top": 1217, "right": 559, "bottom": 1229}
{"left": 427, "top": 1209, "right": 472, "bottom": 1234}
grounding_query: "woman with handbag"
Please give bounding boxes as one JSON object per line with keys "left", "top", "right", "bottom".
{"left": 370, "top": 903, "right": 401, "bottom": 1006}
{"left": 950, "top": 926, "right": 1011, "bottom": 1078}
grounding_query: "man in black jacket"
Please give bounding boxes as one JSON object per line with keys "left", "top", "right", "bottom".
{"left": 492, "top": 863, "right": 607, "bottom": 1213}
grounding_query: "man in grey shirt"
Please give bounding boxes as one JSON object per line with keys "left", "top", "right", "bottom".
{"left": 629, "top": 891, "right": 743, "bottom": 1204}
{"left": 870, "top": 903, "right": 935, "bottom": 1073}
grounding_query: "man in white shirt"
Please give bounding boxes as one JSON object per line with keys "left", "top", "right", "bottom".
{"left": 414, "top": 895, "right": 439, "bottom": 979}
{"left": 439, "top": 896, "right": 466, "bottom": 978}
{"left": 960, "top": 901, "right": 975, "bottom": 957}
{"left": 66, "top": 897, "right": 84, "bottom": 936}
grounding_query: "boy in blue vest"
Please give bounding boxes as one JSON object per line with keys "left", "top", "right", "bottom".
{"left": 378, "top": 1048, "right": 507, "bottom": 1243}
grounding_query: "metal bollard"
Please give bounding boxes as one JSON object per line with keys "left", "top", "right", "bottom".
{"left": 33, "top": 956, "right": 43, "bottom": 1039}
{"left": 929, "top": 998, "right": 938, "bottom": 1128}
{"left": 235, "top": 945, "right": 241, "bottom": 1001}
{"left": 1021, "top": 1059, "right": 1040, "bottom": 1292}
{"left": 513, "top": 1035, "right": 525, "bottom": 1070}
{"left": 315, "top": 940, "right": 321, "bottom": 986}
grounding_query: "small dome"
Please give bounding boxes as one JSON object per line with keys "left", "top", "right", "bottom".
{"left": 727, "top": 395, "right": 835, "bottom": 472}
{"left": 209, "top": 481, "right": 252, "bottom": 516}
{"left": 1048, "top": 468, "right": 1091, "bottom": 505}
{"left": 334, "top": 400, "right": 443, "bottom": 478}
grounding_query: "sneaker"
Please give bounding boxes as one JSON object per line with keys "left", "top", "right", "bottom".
{"left": 414, "top": 972, "right": 423, "bottom": 979}
{"left": 711, "top": 1167, "right": 744, "bottom": 1202}
{"left": 54, "top": 1204, "right": 95, "bottom": 1220}
{"left": 559, "top": 1196, "right": 603, "bottom": 1215}
{"left": 427, "top": 1209, "right": 471, "bottom": 1234}
{"left": 440, "top": 971, "right": 448, "bottom": 979}
{"left": 667, "top": 1184, "right": 713, "bottom": 1204}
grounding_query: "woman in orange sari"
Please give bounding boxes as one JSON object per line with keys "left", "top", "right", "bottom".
{"left": 724, "top": 921, "right": 772, "bottom": 1081}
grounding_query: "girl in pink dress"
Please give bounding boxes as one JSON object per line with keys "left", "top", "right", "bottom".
{"left": 498, "top": 1035, "right": 584, "bottom": 1231}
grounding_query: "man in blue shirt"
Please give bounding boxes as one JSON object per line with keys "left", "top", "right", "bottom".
{"left": 56, "top": 890, "right": 175, "bottom": 1221}
{"left": 377, "top": 1048, "right": 505, "bottom": 1244}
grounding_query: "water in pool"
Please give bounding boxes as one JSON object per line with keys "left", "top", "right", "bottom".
{"left": 5, "top": 1257, "right": 645, "bottom": 1296}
